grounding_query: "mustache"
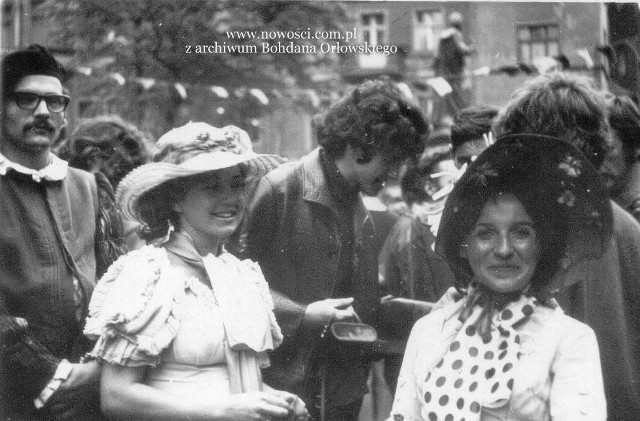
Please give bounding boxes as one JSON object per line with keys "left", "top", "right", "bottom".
{"left": 24, "top": 119, "right": 55, "bottom": 133}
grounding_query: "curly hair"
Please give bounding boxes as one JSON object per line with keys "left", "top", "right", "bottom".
{"left": 606, "top": 94, "right": 640, "bottom": 163}
{"left": 62, "top": 115, "right": 155, "bottom": 188}
{"left": 450, "top": 104, "right": 499, "bottom": 153}
{"left": 495, "top": 72, "right": 609, "bottom": 168}
{"left": 316, "top": 78, "right": 429, "bottom": 164}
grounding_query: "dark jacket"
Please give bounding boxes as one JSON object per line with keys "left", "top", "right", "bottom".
{"left": 555, "top": 201, "right": 640, "bottom": 421}
{"left": 244, "top": 148, "right": 379, "bottom": 409}
{"left": 379, "top": 215, "right": 454, "bottom": 303}
{"left": 614, "top": 161, "right": 640, "bottom": 221}
{"left": 0, "top": 166, "right": 115, "bottom": 420}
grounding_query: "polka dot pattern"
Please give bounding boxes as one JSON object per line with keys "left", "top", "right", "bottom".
{"left": 501, "top": 309, "right": 513, "bottom": 320}
{"left": 418, "top": 293, "right": 537, "bottom": 421}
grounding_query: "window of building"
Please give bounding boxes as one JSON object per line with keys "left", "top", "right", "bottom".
{"left": 517, "top": 23, "right": 560, "bottom": 63}
{"left": 413, "top": 9, "right": 445, "bottom": 54}
{"left": 360, "top": 12, "right": 387, "bottom": 47}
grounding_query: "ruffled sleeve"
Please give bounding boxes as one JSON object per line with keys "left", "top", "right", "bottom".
{"left": 84, "top": 246, "right": 182, "bottom": 367}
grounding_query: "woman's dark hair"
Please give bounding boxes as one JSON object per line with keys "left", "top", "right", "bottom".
{"left": 606, "top": 94, "right": 640, "bottom": 163}
{"left": 136, "top": 167, "right": 249, "bottom": 246}
{"left": 137, "top": 178, "right": 188, "bottom": 243}
{"left": 440, "top": 181, "right": 567, "bottom": 300}
{"left": 450, "top": 104, "right": 499, "bottom": 153}
{"left": 63, "top": 115, "right": 155, "bottom": 188}
{"left": 316, "top": 78, "right": 429, "bottom": 164}
{"left": 495, "top": 72, "right": 609, "bottom": 169}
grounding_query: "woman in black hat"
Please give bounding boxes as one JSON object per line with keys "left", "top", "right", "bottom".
{"left": 389, "top": 134, "right": 610, "bottom": 421}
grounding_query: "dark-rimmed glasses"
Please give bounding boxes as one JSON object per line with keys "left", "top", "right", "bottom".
{"left": 11, "top": 92, "right": 70, "bottom": 113}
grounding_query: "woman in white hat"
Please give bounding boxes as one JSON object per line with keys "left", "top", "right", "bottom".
{"left": 84, "top": 122, "right": 307, "bottom": 420}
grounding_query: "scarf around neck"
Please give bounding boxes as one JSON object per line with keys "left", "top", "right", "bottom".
{"left": 422, "top": 287, "right": 537, "bottom": 421}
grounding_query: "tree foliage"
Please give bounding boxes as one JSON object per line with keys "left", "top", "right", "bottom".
{"left": 42, "top": 0, "right": 347, "bottom": 88}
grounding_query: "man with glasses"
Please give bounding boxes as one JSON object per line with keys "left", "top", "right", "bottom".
{"left": 243, "top": 79, "right": 428, "bottom": 420}
{"left": 0, "top": 45, "right": 119, "bottom": 420}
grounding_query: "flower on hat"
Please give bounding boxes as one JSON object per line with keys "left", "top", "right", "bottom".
{"left": 116, "top": 122, "right": 285, "bottom": 223}
{"left": 557, "top": 155, "right": 582, "bottom": 178}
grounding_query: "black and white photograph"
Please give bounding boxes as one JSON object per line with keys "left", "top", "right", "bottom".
{"left": 0, "top": 1, "right": 639, "bottom": 420}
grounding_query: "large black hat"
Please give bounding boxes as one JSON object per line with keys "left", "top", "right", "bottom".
{"left": 436, "top": 133, "right": 613, "bottom": 294}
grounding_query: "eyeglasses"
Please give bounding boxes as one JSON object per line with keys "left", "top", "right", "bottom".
{"left": 11, "top": 92, "right": 70, "bottom": 113}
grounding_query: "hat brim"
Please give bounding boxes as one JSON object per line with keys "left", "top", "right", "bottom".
{"left": 436, "top": 133, "right": 613, "bottom": 292}
{"left": 116, "top": 150, "right": 285, "bottom": 222}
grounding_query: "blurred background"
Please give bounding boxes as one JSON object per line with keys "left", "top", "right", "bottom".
{"left": 2, "top": 1, "right": 636, "bottom": 162}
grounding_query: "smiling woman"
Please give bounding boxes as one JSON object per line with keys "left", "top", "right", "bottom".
{"left": 389, "top": 134, "right": 612, "bottom": 421}
{"left": 83, "top": 122, "right": 309, "bottom": 420}
{"left": 462, "top": 193, "right": 541, "bottom": 295}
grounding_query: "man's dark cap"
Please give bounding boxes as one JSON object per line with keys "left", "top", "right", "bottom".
{"left": 2, "top": 44, "right": 67, "bottom": 97}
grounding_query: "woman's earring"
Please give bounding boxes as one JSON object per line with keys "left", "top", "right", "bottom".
{"left": 155, "top": 220, "right": 175, "bottom": 245}
{"left": 460, "top": 243, "right": 468, "bottom": 258}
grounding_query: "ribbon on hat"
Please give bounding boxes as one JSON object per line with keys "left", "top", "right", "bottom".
{"left": 153, "top": 123, "right": 254, "bottom": 164}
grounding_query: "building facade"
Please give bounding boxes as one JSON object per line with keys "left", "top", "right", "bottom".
{"left": 340, "top": 1, "right": 609, "bottom": 125}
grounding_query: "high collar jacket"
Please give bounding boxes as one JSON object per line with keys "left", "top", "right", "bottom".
{"left": 244, "top": 148, "right": 379, "bottom": 408}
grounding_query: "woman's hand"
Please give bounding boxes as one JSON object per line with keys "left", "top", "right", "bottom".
{"left": 46, "top": 360, "right": 101, "bottom": 420}
{"left": 268, "top": 389, "right": 308, "bottom": 420}
{"left": 222, "top": 391, "right": 292, "bottom": 420}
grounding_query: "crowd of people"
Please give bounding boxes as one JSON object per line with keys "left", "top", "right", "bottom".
{"left": 1, "top": 43, "right": 639, "bottom": 421}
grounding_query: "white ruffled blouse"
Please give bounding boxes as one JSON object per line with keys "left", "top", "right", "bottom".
{"left": 84, "top": 237, "right": 283, "bottom": 393}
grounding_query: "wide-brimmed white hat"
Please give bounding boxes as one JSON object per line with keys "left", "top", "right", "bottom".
{"left": 116, "top": 122, "right": 285, "bottom": 221}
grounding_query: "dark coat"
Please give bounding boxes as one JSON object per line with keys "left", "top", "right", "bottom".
{"left": 379, "top": 215, "right": 454, "bottom": 303}
{"left": 0, "top": 167, "right": 100, "bottom": 419}
{"left": 244, "top": 148, "right": 379, "bottom": 409}
{"left": 555, "top": 201, "right": 640, "bottom": 421}
{"left": 614, "top": 161, "right": 640, "bottom": 221}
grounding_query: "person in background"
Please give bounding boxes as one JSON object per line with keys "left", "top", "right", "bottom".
{"left": 450, "top": 104, "right": 499, "bottom": 170}
{"left": 60, "top": 115, "right": 154, "bottom": 189}
{"left": 0, "top": 44, "right": 122, "bottom": 420}
{"left": 378, "top": 131, "right": 457, "bottom": 392}
{"left": 61, "top": 115, "right": 155, "bottom": 250}
{"left": 243, "top": 78, "right": 428, "bottom": 420}
{"left": 390, "top": 133, "right": 609, "bottom": 421}
{"left": 84, "top": 122, "right": 307, "bottom": 420}
{"left": 379, "top": 131, "right": 457, "bottom": 302}
{"left": 600, "top": 94, "right": 640, "bottom": 220}
{"left": 495, "top": 71, "right": 640, "bottom": 421}
{"left": 435, "top": 12, "right": 476, "bottom": 121}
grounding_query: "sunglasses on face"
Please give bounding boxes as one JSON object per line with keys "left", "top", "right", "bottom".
{"left": 11, "top": 92, "right": 70, "bottom": 113}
